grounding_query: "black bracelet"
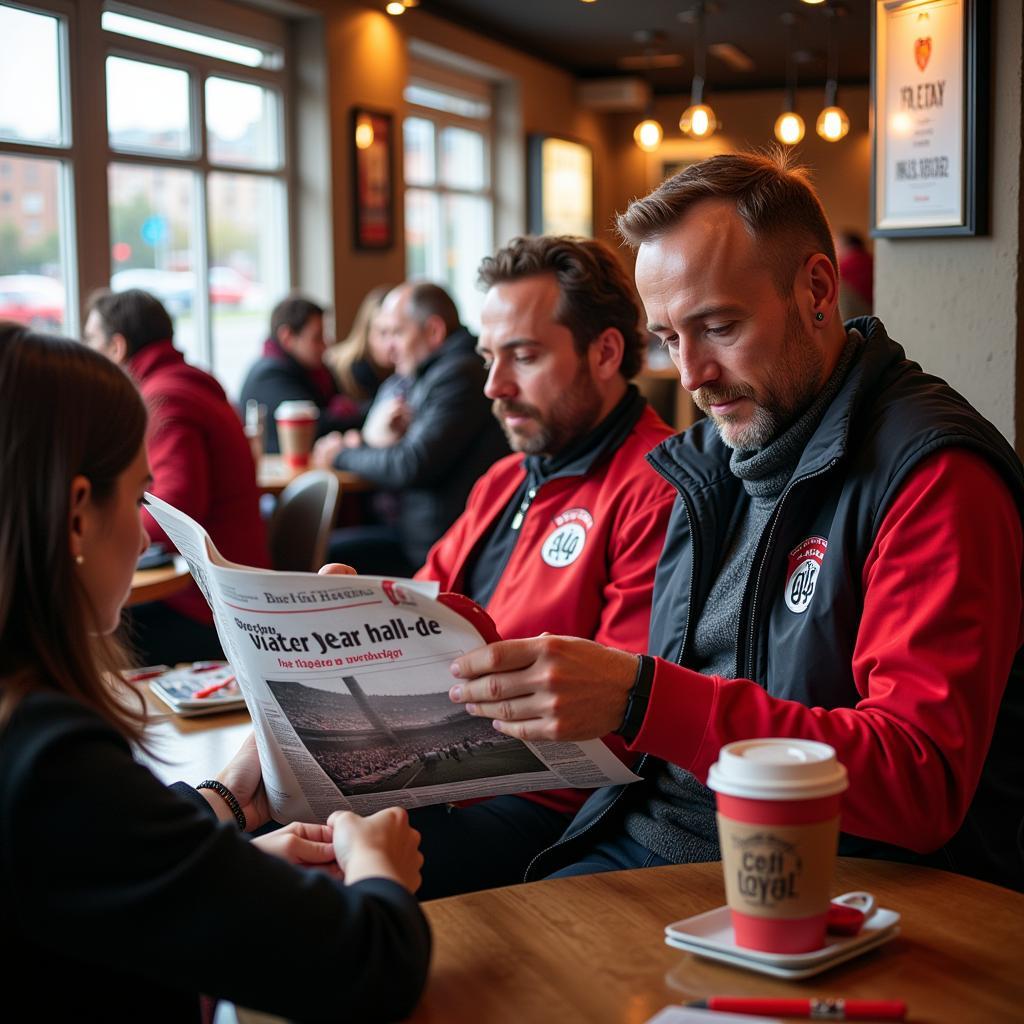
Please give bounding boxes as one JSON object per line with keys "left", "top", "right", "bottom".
{"left": 615, "top": 654, "right": 655, "bottom": 743}
{"left": 196, "top": 779, "right": 247, "bottom": 830}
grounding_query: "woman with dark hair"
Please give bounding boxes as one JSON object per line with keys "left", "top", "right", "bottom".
{"left": 0, "top": 322, "right": 429, "bottom": 1022}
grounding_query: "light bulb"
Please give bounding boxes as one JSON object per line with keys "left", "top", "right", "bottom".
{"left": 680, "top": 103, "right": 716, "bottom": 139}
{"left": 355, "top": 117, "right": 375, "bottom": 150}
{"left": 633, "top": 118, "right": 663, "bottom": 152}
{"left": 816, "top": 105, "right": 849, "bottom": 142}
{"left": 385, "top": 1, "right": 405, "bottom": 15}
{"left": 774, "top": 111, "right": 805, "bottom": 146}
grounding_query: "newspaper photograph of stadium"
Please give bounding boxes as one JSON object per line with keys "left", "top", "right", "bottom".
{"left": 266, "top": 673, "right": 549, "bottom": 796}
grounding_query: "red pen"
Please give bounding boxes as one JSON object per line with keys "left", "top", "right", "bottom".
{"left": 192, "top": 676, "right": 236, "bottom": 699}
{"left": 687, "top": 997, "right": 906, "bottom": 1021}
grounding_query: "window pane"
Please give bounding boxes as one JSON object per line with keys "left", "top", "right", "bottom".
{"left": 206, "top": 78, "right": 281, "bottom": 169}
{"left": 403, "top": 117, "right": 435, "bottom": 187}
{"left": 107, "top": 57, "right": 192, "bottom": 156}
{"left": 0, "top": 6, "right": 63, "bottom": 146}
{"left": 0, "top": 155, "right": 68, "bottom": 331}
{"left": 102, "top": 12, "right": 279, "bottom": 70}
{"left": 108, "top": 163, "right": 199, "bottom": 364}
{"left": 405, "top": 187, "right": 442, "bottom": 282}
{"left": 443, "top": 194, "right": 491, "bottom": 332}
{"left": 208, "top": 172, "right": 288, "bottom": 400}
{"left": 441, "top": 126, "right": 486, "bottom": 190}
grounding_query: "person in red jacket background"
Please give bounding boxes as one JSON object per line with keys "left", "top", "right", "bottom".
{"left": 324, "top": 236, "right": 677, "bottom": 897}
{"left": 85, "top": 288, "right": 268, "bottom": 664}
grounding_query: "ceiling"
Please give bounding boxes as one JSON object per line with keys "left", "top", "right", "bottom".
{"left": 423, "top": 1, "right": 871, "bottom": 95}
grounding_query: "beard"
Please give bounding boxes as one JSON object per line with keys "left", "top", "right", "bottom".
{"left": 493, "top": 360, "right": 604, "bottom": 456}
{"left": 693, "top": 304, "right": 824, "bottom": 450}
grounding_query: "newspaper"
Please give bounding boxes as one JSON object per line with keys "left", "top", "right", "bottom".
{"left": 144, "top": 494, "right": 640, "bottom": 822}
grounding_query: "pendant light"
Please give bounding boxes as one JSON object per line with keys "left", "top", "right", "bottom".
{"left": 816, "top": 4, "right": 849, "bottom": 142}
{"left": 774, "top": 13, "right": 805, "bottom": 146}
{"left": 633, "top": 31, "right": 664, "bottom": 153}
{"left": 679, "top": 2, "right": 717, "bottom": 140}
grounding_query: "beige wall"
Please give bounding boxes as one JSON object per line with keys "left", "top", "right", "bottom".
{"left": 875, "top": 1, "right": 1024, "bottom": 448}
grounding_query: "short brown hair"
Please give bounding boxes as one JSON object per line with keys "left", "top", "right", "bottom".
{"left": 86, "top": 288, "right": 174, "bottom": 357}
{"left": 477, "top": 236, "right": 645, "bottom": 380}
{"left": 405, "top": 283, "right": 460, "bottom": 337}
{"left": 616, "top": 149, "right": 837, "bottom": 294}
{"left": 270, "top": 294, "right": 325, "bottom": 341}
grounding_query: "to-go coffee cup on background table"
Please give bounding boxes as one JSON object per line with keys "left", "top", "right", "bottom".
{"left": 274, "top": 400, "right": 318, "bottom": 469}
{"left": 707, "top": 738, "right": 848, "bottom": 954}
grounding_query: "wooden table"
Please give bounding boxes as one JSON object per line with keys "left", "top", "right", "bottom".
{"left": 257, "top": 454, "right": 372, "bottom": 497}
{"left": 127, "top": 555, "right": 192, "bottom": 607}
{"left": 409, "top": 859, "right": 1024, "bottom": 1024}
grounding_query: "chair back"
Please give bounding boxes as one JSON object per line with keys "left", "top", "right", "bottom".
{"left": 268, "top": 470, "right": 341, "bottom": 572}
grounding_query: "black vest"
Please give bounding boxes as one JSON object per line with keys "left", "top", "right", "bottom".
{"left": 528, "top": 318, "right": 1024, "bottom": 890}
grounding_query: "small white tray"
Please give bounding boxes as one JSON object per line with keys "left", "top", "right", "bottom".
{"left": 665, "top": 925, "right": 900, "bottom": 979}
{"left": 665, "top": 904, "right": 901, "bottom": 968}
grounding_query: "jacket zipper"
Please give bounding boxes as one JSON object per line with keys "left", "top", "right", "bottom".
{"left": 510, "top": 486, "right": 538, "bottom": 531}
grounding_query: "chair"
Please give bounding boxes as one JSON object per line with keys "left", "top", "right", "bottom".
{"left": 267, "top": 470, "right": 341, "bottom": 572}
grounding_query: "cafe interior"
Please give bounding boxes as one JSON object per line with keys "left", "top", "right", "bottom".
{"left": 1, "top": 0, "right": 1022, "bottom": 1022}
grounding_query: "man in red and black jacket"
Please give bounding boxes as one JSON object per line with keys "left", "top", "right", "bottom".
{"left": 447, "top": 153, "right": 1024, "bottom": 893}
{"left": 393, "top": 236, "right": 677, "bottom": 898}
{"left": 85, "top": 288, "right": 268, "bottom": 664}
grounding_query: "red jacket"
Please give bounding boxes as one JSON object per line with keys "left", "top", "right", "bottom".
{"left": 417, "top": 403, "right": 676, "bottom": 814}
{"left": 130, "top": 341, "right": 269, "bottom": 623}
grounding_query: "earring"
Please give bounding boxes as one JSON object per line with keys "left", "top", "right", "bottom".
{"left": 815, "top": 311, "right": 825, "bottom": 321}
{"left": 75, "top": 554, "right": 84, "bottom": 566}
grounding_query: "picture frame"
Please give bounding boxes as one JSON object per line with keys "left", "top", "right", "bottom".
{"left": 351, "top": 107, "right": 394, "bottom": 250}
{"left": 870, "top": 0, "right": 989, "bottom": 237}
{"left": 527, "top": 135, "right": 594, "bottom": 238}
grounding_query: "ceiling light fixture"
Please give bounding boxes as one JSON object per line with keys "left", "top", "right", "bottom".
{"left": 633, "top": 31, "right": 664, "bottom": 153}
{"left": 679, "top": 2, "right": 717, "bottom": 140}
{"left": 385, "top": 2, "right": 405, "bottom": 15}
{"left": 774, "top": 13, "right": 805, "bottom": 146}
{"left": 816, "top": 4, "right": 850, "bottom": 142}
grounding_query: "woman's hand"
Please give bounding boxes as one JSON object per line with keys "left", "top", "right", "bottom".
{"left": 329, "top": 807, "right": 423, "bottom": 893}
{"left": 252, "top": 821, "right": 342, "bottom": 877}
{"left": 215, "top": 732, "right": 271, "bottom": 831}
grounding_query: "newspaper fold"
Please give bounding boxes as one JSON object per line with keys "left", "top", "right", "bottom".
{"left": 144, "top": 494, "right": 640, "bottom": 822}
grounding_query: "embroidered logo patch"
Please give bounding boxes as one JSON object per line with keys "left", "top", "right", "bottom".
{"left": 784, "top": 536, "right": 828, "bottom": 614}
{"left": 540, "top": 507, "right": 593, "bottom": 568}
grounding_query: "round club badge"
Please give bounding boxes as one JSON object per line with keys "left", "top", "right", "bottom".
{"left": 540, "top": 507, "right": 593, "bottom": 568}
{"left": 784, "top": 536, "right": 828, "bottom": 614}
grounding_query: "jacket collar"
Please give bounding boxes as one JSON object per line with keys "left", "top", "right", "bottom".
{"left": 413, "top": 326, "right": 475, "bottom": 379}
{"left": 648, "top": 317, "right": 906, "bottom": 494}
{"left": 125, "top": 338, "right": 183, "bottom": 381}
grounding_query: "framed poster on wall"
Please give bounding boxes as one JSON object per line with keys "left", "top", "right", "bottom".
{"left": 871, "top": 0, "right": 988, "bottom": 237}
{"left": 352, "top": 107, "right": 394, "bottom": 250}
{"left": 527, "top": 135, "right": 594, "bottom": 237}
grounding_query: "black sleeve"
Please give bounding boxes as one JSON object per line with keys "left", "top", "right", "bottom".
{"left": 9, "top": 722, "right": 430, "bottom": 1023}
{"left": 336, "top": 358, "right": 491, "bottom": 489}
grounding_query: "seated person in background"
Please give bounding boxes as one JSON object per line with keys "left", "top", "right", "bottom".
{"left": 84, "top": 289, "right": 268, "bottom": 665}
{"left": 240, "top": 294, "right": 361, "bottom": 454}
{"left": 325, "top": 236, "right": 677, "bottom": 899}
{"left": 313, "top": 282, "right": 508, "bottom": 577}
{"left": 837, "top": 229, "right": 873, "bottom": 318}
{"left": 324, "top": 283, "right": 395, "bottom": 410}
{"left": 445, "top": 151, "right": 1024, "bottom": 893}
{"left": 0, "top": 322, "right": 428, "bottom": 1022}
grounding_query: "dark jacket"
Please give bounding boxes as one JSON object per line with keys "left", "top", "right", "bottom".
{"left": 336, "top": 327, "right": 509, "bottom": 565}
{"left": 0, "top": 690, "right": 430, "bottom": 1023}
{"left": 526, "top": 317, "right": 1024, "bottom": 890}
{"left": 239, "top": 339, "right": 361, "bottom": 453}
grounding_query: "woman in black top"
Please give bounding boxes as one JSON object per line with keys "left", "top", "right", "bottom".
{"left": 0, "top": 323, "right": 429, "bottom": 1022}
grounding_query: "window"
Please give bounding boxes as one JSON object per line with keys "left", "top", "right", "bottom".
{"left": 0, "top": 1, "right": 292, "bottom": 400}
{"left": 0, "top": 3, "right": 74, "bottom": 333}
{"left": 403, "top": 73, "right": 494, "bottom": 332}
{"left": 103, "top": 8, "right": 289, "bottom": 398}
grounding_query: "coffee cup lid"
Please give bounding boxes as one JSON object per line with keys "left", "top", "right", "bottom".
{"left": 274, "top": 400, "right": 318, "bottom": 420}
{"left": 707, "top": 738, "right": 848, "bottom": 800}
